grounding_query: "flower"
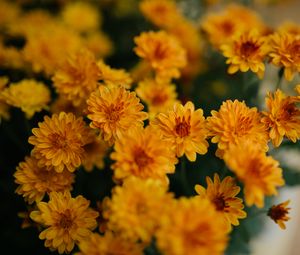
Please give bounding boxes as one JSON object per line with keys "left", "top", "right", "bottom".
{"left": 221, "top": 30, "right": 270, "bottom": 78}
{"left": 28, "top": 112, "right": 91, "bottom": 173}
{"left": 0, "top": 79, "right": 50, "bottom": 118}
{"left": 224, "top": 142, "right": 284, "bottom": 208}
{"left": 156, "top": 197, "right": 229, "bottom": 255}
{"left": 14, "top": 156, "right": 74, "bottom": 204}
{"left": 30, "top": 191, "right": 98, "bottom": 254}
{"left": 111, "top": 126, "right": 177, "bottom": 183}
{"left": 134, "top": 30, "right": 187, "bottom": 80}
{"left": 195, "top": 173, "right": 246, "bottom": 230}
{"left": 262, "top": 90, "right": 300, "bottom": 147}
{"left": 152, "top": 101, "right": 209, "bottom": 161}
{"left": 50, "top": 96, "right": 85, "bottom": 117}
{"left": 206, "top": 100, "right": 268, "bottom": 158}
{"left": 87, "top": 85, "right": 148, "bottom": 145}
{"left": 277, "top": 22, "right": 300, "bottom": 36}
{"left": 267, "top": 200, "right": 291, "bottom": 230}
{"left": 0, "top": 77, "right": 10, "bottom": 120}
{"left": 84, "top": 32, "right": 113, "bottom": 58}
{"left": 52, "top": 49, "right": 100, "bottom": 106}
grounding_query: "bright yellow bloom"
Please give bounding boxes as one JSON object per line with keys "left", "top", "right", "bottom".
{"left": 152, "top": 101, "right": 209, "bottom": 161}
{"left": 0, "top": 77, "right": 10, "bottom": 120}
{"left": 206, "top": 100, "right": 268, "bottom": 158}
{"left": 156, "top": 197, "right": 229, "bottom": 255}
{"left": 269, "top": 33, "right": 300, "bottom": 81}
{"left": 14, "top": 156, "right": 74, "bottom": 204}
{"left": 134, "top": 30, "right": 187, "bottom": 81}
{"left": 111, "top": 126, "right": 177, "bottom": 183}
{"left": 104, "top": 177, "right": 173, "bottom": 243}
{"left": 262, "top": 90, "right": 300, "bottom": 147}
{"left": 224, "top": 142, "right": 284, "bottom": 208}
{"left": 268, "top": 200, "right": 291, "bottom": 230}
{"left": 221, "top": 30, "right": 270, "bottom": 78}
{"left": 1, "top": 79, "right": 50, "bottom": 118}
{"left": 87, "top": 85, "right": 148, "bottom": 145}
{"left": 195, "top": 173, "right": 246, "bottom": 230}
{"left": 52, "top": 49, "right": 100, "bottom": 106}
{"left": 28, "top": 112, "right": 91, "bottom": 173}
{"left": 76, "top": 232, "right": 143, "bottom": 255}
{"left": 30, "top": 191, "right": 98, "bottom": 254}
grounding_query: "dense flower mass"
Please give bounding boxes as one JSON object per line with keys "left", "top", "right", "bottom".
{"left": 268, "top": 200, "right": 291, "bottom": 230}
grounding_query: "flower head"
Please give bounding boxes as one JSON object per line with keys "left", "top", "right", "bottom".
{"left": 268, "top": 200, "right": 291, "bottom": 230}
{"left": 0, "top": 77, "right": 10, "bottom": 120}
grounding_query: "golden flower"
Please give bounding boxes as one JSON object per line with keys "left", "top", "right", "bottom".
{"left": 0, "top": 1, "right": 20, "bottom": 27}
{"left": 206, "top": 100, "right": 268, "bottom": 158}
{"left": 277, "top": 22, "right": 300, "bottom": 36}
{"left": 111, "top": 126, "right": 177, "bottom": 183}
{"left": 134, "top": 30, "right": 187, "bottom": 81}
{"left": 76, "top": 232, "right": 143, "bottom": 255}
{"left": 28, "top": 112, "right": 91, "bottom": 173}
{"left": 52, "top": 49, "right": 100, "bottom": 106}
{"left": 30, "top": 191, "right": 98, "bottom": 254}
{"left": 14, "top": 156, "right": 74, "bottom": 204}
{"left": 269, "top": 33, "right": 300, "bottom": 81}
{"left": 224, "top": 142, "right": 284, "bottom": 208}
{"left": 156, "top": 197, "right": 229, "bottom": 255}
{"left": 268, "top": 200, "right": 291, "bottom": 230}
{"left": 0, "top": 43, "right": 24, "bottom": 69}
{"left": 0, "top": 77, "right": 10, "bottom": 120}
{"left": 135, "top": 78, "right": 178, "bottom": 118}
{"left": 152, "top": 101, "right": 208, "bottom": 162}
{"left": 221, "top": 30, "right": 270, "bottom": 78}
{"left": 0, "top": 79, "right": 50, "bottom": 118}
{"left": 195, "top": 173, "right": 246, "bottom": 230}
{"left": 84, "top": 32, "right": 113, "bottom": 58}
{"left": 87, "top": 85, "right": 148, "bottom": 145}
{"left": 50, "top": 96, "right": 85, "bottom": 117}
{"left": 104, "top": 177, "right": 173, "bottom": 243}
{"left": 262, "top": 89, "right": 300, "bottom": 147}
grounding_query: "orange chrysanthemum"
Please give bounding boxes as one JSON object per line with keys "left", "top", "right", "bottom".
{"left": 152, "top": 101, "right": 209, "bottom": 162}
{"left": 206, "top": 100, "right": 268, "bottom": 158}
{"left": 28, "top": 112, "right": 91, "bottom": 173}
{"left": 87, "top": 85, "right": 148, "bottom": 145}
{"left": 262, "top": 89, "right": 300, "bottom": 147}
{"left": 268, "top": 200, "right": 291, "bottom": 230}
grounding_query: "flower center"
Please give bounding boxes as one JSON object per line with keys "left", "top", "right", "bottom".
{"left": 106, "top": 103, "right": 124, "bottom": 122}
{"left": 268, "top": 206, "right": 288, "bottom": 221}
{"left": 134, "top": 148, "right": 153, "bottom": 168}
{"left": 151, "top": 93, "right": 168, "bottom": 106}
{"left": 240, "top": 41, "right": 259, "bottom": 58}
{"left": 212, "top": 195, "right": 227, "bottom": 211}
{"left": 58, "top": 210, "right": 73, "bottom": 230}
{"left": 175, "top": 117, "right": 191, "bottom": 137}
{"left": 221, "top": 21, "right": 235, "bottom": 36}
{"left": 154, "top": 43, "right": 167, "bottom": 60}
{"left": 50, "top": 133, "right": 68, "bottom": 149}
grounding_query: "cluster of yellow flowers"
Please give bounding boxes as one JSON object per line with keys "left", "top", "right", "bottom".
{"left": 0, "top": 0, "right": 296, "bottom": 254}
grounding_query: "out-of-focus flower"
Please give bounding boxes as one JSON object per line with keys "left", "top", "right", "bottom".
{"left": 0, "top": 43, "right": 24, "bottom": 69}
{"left": 277, "top": 22, "right": 300, "bottom": 36}
{"left": 268, "top": 200, "right": 291, "bottom": 230}
{"left": 0, "top": 77, "right": 10, "bottom": 120}
{"left": 84, "top": 32, "right": 113, "bottom": 58}
{"left": 50, "top": 96, "right": 85, "bottom": 117}
{"left": 0, "top": 1, "right": 20, "bottom": 27}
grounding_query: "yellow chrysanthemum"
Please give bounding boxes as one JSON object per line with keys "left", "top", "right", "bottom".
{"left": 84, "top": 31, "right": 113, "bottom": 58}
{"left": 14, "top": 156, "right": 74, "bottom": 204}
{"left": 111, "top": 126, "right": 177, "bottom": 183}
{"left": 104, "top": 177, "right": 173, "bottom": 243}
{"left": 76, "top": 232, "right": 143, "bottom": 255}
{"left": 195, "top": 173, "right": 246, "bottom": 230}
{"left": 28, "top": 112, "right": 91, "bottom": 173}
{"left": 0, "top": 77, "right": 10, "bottom": 120}
{"left": 156, "top": 197, "right": 229, "bottom": 255}
{"left": 30, "top": 191, "right": 98, "bottom": 254}
{"left": 224, "top": 142, "right": 284, "bottom": 208}
{"left": 268, "top": 200, "right": 291, "bottom": 230}
{"left": 152, "top": 101, "right": 208, "bottom": 162}
{"left": 0, "top": 43, "right": 24, "bottom": 69}
{"left": 87, "top": 85, "right": 148, "bottom": 145}
{"left": 1, "top": 79, "right": 50, "bottom": 118}
{"left": 262, "top": 89, "right": 300, "bottom": 147}
{"left": 206, "top": 100, "right": 268, "bottom": 158}
{"left": 52, "top": 49, "right": 100, "bottom": 106}
{"left": 269, "top": 33, "right": 300, "bottom": 81}
{"left": 221, "top": 30, "right": 270, "bottom": 78}
{"left": 135, "top": 78, "right": 178, "bottom": 118}
{"left": 134, "top": 30, "right": 187, "bottom": 81}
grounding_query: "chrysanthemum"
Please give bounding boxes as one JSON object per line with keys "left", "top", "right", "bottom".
{"left": 262, "top": 90, "right": 300, "bottom": 147}
{"left": 87, "top": 85, "right": 148, "bottom": 145}
{"left": 277, "top": 22, "right": 300, "bottom": 36}
{"left": 104, "top": 177, "right": 173, "bottom": 243}
{"left": 28, "top": 112, "right": 91, "bottom": 173}
{"left": 52, "top": 49, "right": 100, "bottom": 106}
{"left": 30, "top": 191, "right": 98, "bottom": 254}
{"left": 269, "top": 33, "right": 300, "bottom": 81}
{"left": 267, "top": 200, "right": 291, "bottom": 230}
{"left": 111, "top": 126, "right": 177, "bottom": 183}
{"left": 0, "top": 79, "right": 50, "bottom": 118}
{"left": 14, "top": 156, "right": 74, "bottom": 204}
{"left": 134, "top": 31, "right": 187, "bottom": 80}
{"left": 50, "top": 96, "right": 84, "bottom": 117}
{"left": 135, "top": 78, "right": 178, "bottom": 118}
{"left": 195, "top": 173, "right": 246, "bottom": 230}
{"left": 206, "top": 100, "right": 268, "bottom": 158}
{"left": 152, "top": 101, "right": 208, "bottom": 161}
{"left": 221, "top": 30, "right": 270, "bottom": 78}
{"left": 224, "top": 142, "right": 284, "bottom": 208}
{"left": 76, "top": 232, "right": 143, "bottom": 255}
{"left": 156, "top": 197, "right": 229, "bottom": 255}
{"left": 0, "top": 77, "right": 10, "bottom": 120}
